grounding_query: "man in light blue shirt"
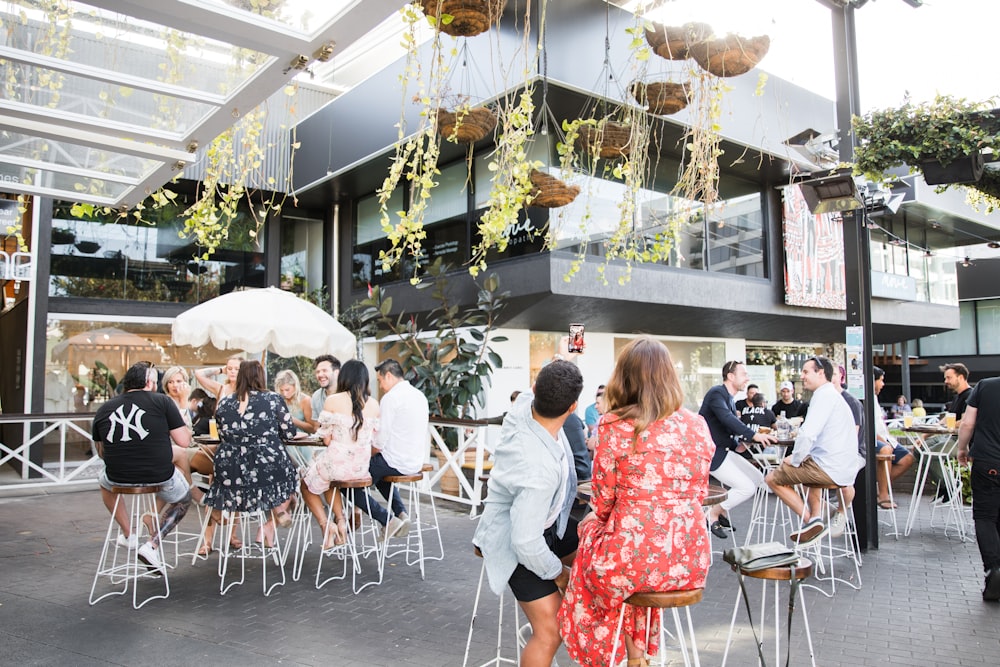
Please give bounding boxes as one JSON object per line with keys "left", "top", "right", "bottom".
{"left": 584, "top": 384, "right": 605, "bottom": 437}
{"left": 473, "top": 360, "right": 583, "bottom": 667}
{"left": 766, "top": 355, "right": 859, "bottom": 543}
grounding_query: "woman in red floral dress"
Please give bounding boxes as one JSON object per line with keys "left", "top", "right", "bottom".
{"left": 558, "top": 336, "right": 714, "bottom": 667}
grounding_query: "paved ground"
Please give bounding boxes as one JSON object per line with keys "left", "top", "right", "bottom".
{"left": 0, "top": 486, "right": 997, "bottom": 667}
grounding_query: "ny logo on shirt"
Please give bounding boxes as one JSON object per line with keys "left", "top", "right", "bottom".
{"left": 106, "top": 404, "right": 149, "bottom": 442}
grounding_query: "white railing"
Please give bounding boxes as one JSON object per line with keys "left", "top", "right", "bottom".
{"left": 425, "top": 416, "right": 502, "bottom": 517}
{"left": 0, "top": 412, "right": 102, "bottom": 490}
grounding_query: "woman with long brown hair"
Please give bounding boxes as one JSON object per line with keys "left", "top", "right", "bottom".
{"left": 300, "top": 360, "right": 380, "bottom": 550}
{"left": 201, "top": 360, "right": 298, "bottom": 549}
{"left": 558, "top": 336, "right": 714, "bottom": 667}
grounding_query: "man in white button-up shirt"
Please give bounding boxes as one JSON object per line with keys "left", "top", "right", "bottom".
{"left": 766, "top": 355, "right": 859, "bottom": 544}
{"left": 357, "top": 359, "right": 430, "bottom": 538}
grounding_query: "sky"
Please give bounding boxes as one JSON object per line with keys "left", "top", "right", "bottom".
{"left": 644, "top": 0, "right": 998, "bottom": 114}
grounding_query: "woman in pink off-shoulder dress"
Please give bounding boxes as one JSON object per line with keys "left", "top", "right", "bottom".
{"left": 559, "top": 336, "right": 714, "bottom": 667}
{"left": 300, "top": 360, "right": 379, "bottom": 550}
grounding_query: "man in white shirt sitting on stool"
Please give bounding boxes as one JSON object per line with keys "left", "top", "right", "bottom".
{"left": 356, "top": 359, "right": 430, "bottom": 538}
{"left": 766, "top": 355, "right": 860, "bottom": 544}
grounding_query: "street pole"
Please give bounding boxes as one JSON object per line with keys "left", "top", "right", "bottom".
{"left": 831, "top": 2, "right": 879, "bottom": 550}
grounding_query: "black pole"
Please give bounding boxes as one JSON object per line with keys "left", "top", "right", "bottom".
{"left": 832, "top": 3, "right": 879, "bottom": 550}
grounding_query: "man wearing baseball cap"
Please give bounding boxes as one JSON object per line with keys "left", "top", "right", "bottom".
{"left": 772, "top": 380, "right": 808, "bottom": 420}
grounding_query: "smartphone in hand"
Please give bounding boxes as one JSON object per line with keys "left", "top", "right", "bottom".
{"left": 568, "top": 323, "right": 585, "bottom": 353}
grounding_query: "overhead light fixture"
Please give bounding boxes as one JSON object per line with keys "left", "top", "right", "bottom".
{"left": 989, "top": 241, "right": 1000, "bottom": 249}
{"left": 795, "top": 169, "right": 863, "bottom": 215}
{"left": 784, "top": 128, "right": 840, "bottom": 169}
{"left": 962, "top": 256, "right": 973, "bottom": 267}
{"left": 924, "top": 249, "right": 933, "bottom": 258}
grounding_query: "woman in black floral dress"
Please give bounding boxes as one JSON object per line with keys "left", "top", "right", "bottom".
{"left": 203, "top": 360, "right": 297, "bottom": 546}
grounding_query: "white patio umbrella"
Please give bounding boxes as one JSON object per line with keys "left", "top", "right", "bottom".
{"left": 171, "top": 286, "right": 356, "bottom": 360}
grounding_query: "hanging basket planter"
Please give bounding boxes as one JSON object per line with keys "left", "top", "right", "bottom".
{"left": 528, "top": 169, "right": 580, "bottom": 208}
{"left": 437, "top": 106, "right": 497, "bottom": 144}
{"left": 631, "top": 80, "right": 690, "bottom": 116}
{"left": 644, "top": 21, "right": 712, "bottom": 61}
{"left": 73, "top": 240, "right": 102, "bottom": 254}
{"left": 690, "top": 34, "right": 770, "bottom": 77}
{"left": 574, "top": 121, "right": 633, "bottom": 159}
{"left": 418, "top": 0, "right": 506, "bottom": 38}
{"left": 51, "top": 228, "right": 76, "bottom": 245}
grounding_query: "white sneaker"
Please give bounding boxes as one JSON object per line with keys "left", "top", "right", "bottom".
{"left": 116, "top": 533, "right": 138, "bottom": 550}
{"left": 829, "top": 512, "right": 847, "bottom": 538}
{"left": 385, "top": 515, "right": 409, "bottom": 540}
{"left": 137, "top": 542, "right": 164, "bottom": 575}
{"left": 394, "top": 512, "right": 410, "bottom": 537}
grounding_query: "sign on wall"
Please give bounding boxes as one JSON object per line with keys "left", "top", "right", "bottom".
{"left": 781, "top": 185, "right": 847, "bottom": 310}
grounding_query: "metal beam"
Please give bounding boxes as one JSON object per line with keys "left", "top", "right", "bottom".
{"left": 0, "top": 155, "right": 139, "bottom": 185}
{"left": 0, "top": 46, "right": 226, "bottom": 107}
{"left": 0, "top": 101, "right": 189, "bottom": 147}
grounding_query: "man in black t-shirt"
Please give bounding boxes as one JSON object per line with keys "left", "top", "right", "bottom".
{"left": 957, "top": 376, "right": 1000, "bottom": 601}
{"left": 772, "top": 381, "right": 807, "bottom": 420}
{"left": 93, "top": 362, "right": 192, "bottom": 573}
{"left": 740, "top": 392, "right": 775, "bottom": 433}
{"left": 942, "top": 362, "right": 973, "bottom": 424}
{"left": 735, "top": 384, "right": 759, "bottom": 414}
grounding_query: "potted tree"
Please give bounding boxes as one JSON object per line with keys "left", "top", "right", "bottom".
{"left": 353, "top": 258, "right": 508, "bottom": 497}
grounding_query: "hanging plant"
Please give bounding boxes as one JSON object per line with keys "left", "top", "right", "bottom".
{"left": 852, "top": 94, "right": 1000, "bottom": 212}
{"left": 573, "top": 118, "right": 634, "bottom": 159}
{"left": 437, "top": 102, "right": 498, "bottom": 143}
{"left": 528, "top": 168, "right": 580, "bottom": 208}
{"left": 377, "top": 3, "right": 453, "bottom": 282}
{"left": 630, "top": 79, "right": 690, "bottom": 116}
{"left": 472, "top": 87, "right": 540, "bottom": 276}
{"left": 689, "top": 33, "right": 770, "bottom": 78}
{"left": 644, "top": 21, "right": 712, "bottom": 61}
{"left": 418, "top": 0, "right": 507, "bottom": 38}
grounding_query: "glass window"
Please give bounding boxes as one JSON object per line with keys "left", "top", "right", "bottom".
{"left": 44, "top": 316, "right": 244, "bottom": 413}
{"left": 48, "top": 197, "right": 267, "bottom": 303}
{"left": 918, "top": 301, "right": 976, "bottom": 356}
{"left": 280, "top": 215, "right": 324, "bottom": 297}
{"left": 424, "top": 161, "right": 470, "bottom": 225}
{"left": 977, "top": 299, "right": 1000, "bottom": 355}
{"left": 612, "top": 337, "right": 727, "bottom": 412}
{"left": 548, "top": 166, "right": 765, "bottom": 277}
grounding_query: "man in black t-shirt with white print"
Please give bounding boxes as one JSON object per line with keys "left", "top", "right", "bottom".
{"left": 92, "top": 361, "right": 192, "bottom": 573}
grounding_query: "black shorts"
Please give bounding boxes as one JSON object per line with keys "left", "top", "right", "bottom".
{"left": 507, "top": 518, "right": 579, "bottom": 603}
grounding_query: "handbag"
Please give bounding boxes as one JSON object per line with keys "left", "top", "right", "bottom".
{"left": 723, "top": 541, "right": 804, "bottom": 667}
{"left": 723, "top": 541, "right": 799, "bottom": 571}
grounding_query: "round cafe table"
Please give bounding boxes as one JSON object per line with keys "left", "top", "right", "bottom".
{"left": 705, "top": 484, "right": 728, "bottom": 507}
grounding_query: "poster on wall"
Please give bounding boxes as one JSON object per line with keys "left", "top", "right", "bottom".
{"left": 781, "top": 185, "right": 847, "bottom": 310}
{"left": 845, "top": 325, "right": 865, "bottom": 400}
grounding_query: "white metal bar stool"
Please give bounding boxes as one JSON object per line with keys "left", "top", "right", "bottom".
{"left": 216, "top": 509, "right": 285, "bottom": 596}
{"left": 417, "top": 462, "right": 445, "bottom": 563}
{"left": 609, "top": 588, "right": 703, "bottom": 667}
{"left": 316, "top": 478, "right": 383, "bottom": 594}
{"left": 462, "top": 547, "right": 527, "bottom": 667}
{"left": 876, "top": 452, "right": 900, "bottom": 539}
{"left": 721, "top": 557, "right": 816, "bottom": 667}
{"left": 89, "top": 484, "right": 169, "bottom": 609}
{"left": 794, "top": 485, "right": 862, "bottom": 597}
{"left": 382, "top": 472, "right": 433, "bottom": 578}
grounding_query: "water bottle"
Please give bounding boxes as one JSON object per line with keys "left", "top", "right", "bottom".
{"left": 775, "top": 411, "right": 791, "bottom": 440}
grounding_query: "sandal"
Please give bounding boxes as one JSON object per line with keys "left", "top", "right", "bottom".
{"left": 877, "top": 499, "right": 898, "bottom": 510}
{"left": 274, "top": 507, "right": 293, "bottom": 529}
{"left": 322, "top": 521, "right": 340, "bottom": 551}
{"left": 196, "top": 543, "right": 214, "bottom": 557}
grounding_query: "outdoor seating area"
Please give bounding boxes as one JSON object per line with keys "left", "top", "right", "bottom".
{"left": 0, "top": 483, "right": 993, "bottom": 666}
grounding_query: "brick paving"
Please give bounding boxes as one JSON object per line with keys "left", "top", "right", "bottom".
{"left": 0, "top": 487, "right": 997, "bottom": 666}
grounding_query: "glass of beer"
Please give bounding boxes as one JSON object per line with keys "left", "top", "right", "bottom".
{"left": 945, "top": 412, "right": 957, "bottom": 430}
{"left": 903, "top": 414, "right": 913, "bottom": 428}
{"left": 208, "top": 418, "right": 219, "bottom": 440}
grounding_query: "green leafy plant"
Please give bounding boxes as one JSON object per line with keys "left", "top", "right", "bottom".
{"left": 853, "top": 94, "right": 1000, "bottom": 212}
{"left": 353, "top": 257, "right": 508, "bottom": 421}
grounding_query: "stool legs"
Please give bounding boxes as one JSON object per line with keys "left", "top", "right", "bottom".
{"left": 877, "top": 457, "right": 900, "bottom": 539}
{"left": 462, "top": 560, "right": 520, "bottom": 667}
{"left": 218, "top": 510, "right": 285, "bottom": 596}
{"left": 610, "top": 604, "right": 700, "bottom": 667}
{"left": 90, "top": 491, "right": 169, "bottom": 609}
{"left": 722, "top": 578, "right": 816, "bottom": 667}
{"left": 795, "top": 488, "right": 862, "bottom": 597}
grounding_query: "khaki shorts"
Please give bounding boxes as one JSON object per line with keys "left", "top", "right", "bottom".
{"left": 769, "top": 457, "right": 837, "bottom": 488}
